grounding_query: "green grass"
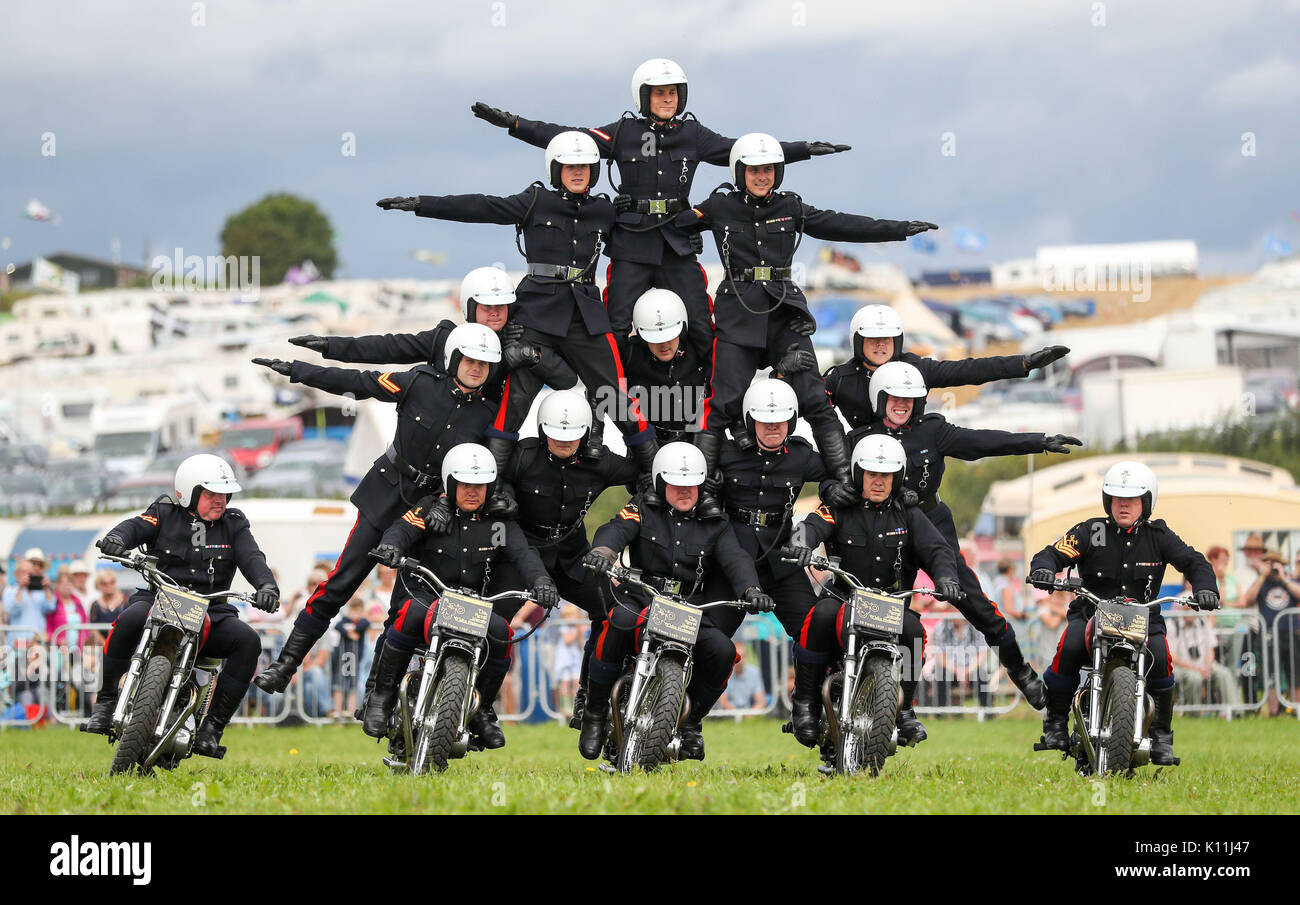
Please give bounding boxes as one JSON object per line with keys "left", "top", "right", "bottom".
{"left": 4, "top": 714, "right": 1298, "bottom": 814}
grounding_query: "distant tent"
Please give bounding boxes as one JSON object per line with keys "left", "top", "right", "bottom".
{"left": 301, "top": 290, "right": 348, "bottom": 314}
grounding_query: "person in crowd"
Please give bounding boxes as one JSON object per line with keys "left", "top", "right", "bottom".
{"left": 1205, "top": 545, "right": 1252, "bottom": 702}
{"left": 1028, "top": 460, "right": 1218, "bottom": 765}
{"left": 68, "top": 561, "right": 92, "bottom": 601}
{"left": 990, "top": 558, "right": 1028, "bottom": 635}
{"left": 2, "top": 550, "right": 51, "bottom": 643}
{"left": 930, "top": 605, "right": 992, "bottom": 709}
{"left": 1026, "top": 594, "right": 1068, "bottom": 676}
{"left": 1167, "top": 591, "right": 1241, "bottom": 709}
{"left": 45, "top": 566, "right": 88, "bottom": 651}
{"left": 88, "top": 571, "right": 129, "bottom": 646}
{"left": 331, "top": 597, "right": 370, "bottom": 719}
{"left": 550, "top": 603, "right": 586, "bottom": 720}
{"left": 1242, "top": 549, "right": 1300, "bottom": 716}
{"left": 718, "top": 642, "right": 767, "bottom": 714}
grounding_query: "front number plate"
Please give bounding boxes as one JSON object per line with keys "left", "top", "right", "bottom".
{"left": 435, "top": 592, "right": 493, "bottom": 639}
{"left": 645, "top": 595, "right": 702, "bottom": 645}
{"left": 152, "top": 588, "right": 209, "bottom": 634}
{"left": 1096, "top": 600, "right": 1148, "bottom": 643}
{"left": 850, "top": 589, "right": 905, "bottom": 636}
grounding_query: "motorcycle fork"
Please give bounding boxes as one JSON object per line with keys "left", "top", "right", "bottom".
{"left": 839, "top": 633, "right": 859, "bottom": 733}
{"left": 1132, "top": 650, "right": 1148, "bottom": 746}
{"left": 111, "top": 630, "right": 154, "bottom": 734}
{"left": 612, "top": 638, "right": 656, "bottom": 751}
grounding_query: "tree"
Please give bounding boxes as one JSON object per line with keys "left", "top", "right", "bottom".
{"left": 219, "top": 193, "right": 338, "bottom": 285}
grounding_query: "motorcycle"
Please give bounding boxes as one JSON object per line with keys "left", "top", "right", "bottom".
{"left": 89, "top": 552, "right": 255, "bottom": 775}
{"left": 379, "top": 556, "right": 536, "bottom": 775}
{"left": 781, "top": 551, "right": 920, "bottom": 777}
{"left": 583, "top": 561, "right": 749, "bottom": 774}
{"left": 1033, "top": 577, "right": 1201, "bottom": 776}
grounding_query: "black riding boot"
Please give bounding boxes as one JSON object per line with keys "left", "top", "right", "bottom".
{"left": 361, "top": 641, "right": 414, "bottom": 739}
{"left": 628, "top": 437, "right": 662, "bottom": 507}
{"left": 1039, "top": 690, "right": 1072, "bottom": 752}
{"left": 1149, "top": 686, "right": 1180, "bottom": 766}
{"left": 253, "top": 623, "right": 320, "bottom": 694}
{"left": 353, "top": 634, "right": 385, "bottom": 721}
{"left": 81, "top": 654, "right": 129, "bottom": 735}
{"left": 811, "top": 425, "right": 856, "bottom": 496}
{"left": 193, "top": 680, "right": 245, "bottom": 758}
{"left": 584, "top": 395, "right": 605, "bottom": 460}
{"left": 692, "top": 431, "right": 723, "bottom": 520}
{"left": 579, "top": 680, "right": 611, "bottom": 760}
{"left": 896, "top": 679, "right": 928, "bottom": 746}
{"left": 791, "top": 660, "right": 824, "bottom": 748}
{"left": 680, "top": 685, "right": 724, "bottom": 761}
{"left": 469, "top": 667, "right": 508, "bottom": 749}
{"left": 1001, "top": 637, "right": 1047, "bottom": 710}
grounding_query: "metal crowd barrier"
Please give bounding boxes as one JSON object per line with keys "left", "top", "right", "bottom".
{"left": 1271, "top": 608, "right": 1299, "bottom": 715}
{"left": 1163, "top": 607, "right": 1272, "bottom": 719}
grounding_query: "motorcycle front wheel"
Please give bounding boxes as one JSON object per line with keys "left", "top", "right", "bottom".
{"left": 110, "top": 655, "right": 171, "bottom": 776}
{"left": 411, "top": 651, "right": 471, "bottom": 775}
{"left": 837, "top": 653, "right": 898, "bottom": 777}
{"left": 619, "top": 656, "right": 685, "bottom": 774}
{"left": 1098, "top": 665, "right": 1138, "bottom": 775}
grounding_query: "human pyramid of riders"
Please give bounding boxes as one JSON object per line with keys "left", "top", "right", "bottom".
{"left": 82, "top": 59, "right": 1223, "bottom": 772}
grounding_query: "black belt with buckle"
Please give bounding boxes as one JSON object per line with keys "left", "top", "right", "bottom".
{"left": 527, "top": 262, "right": 595, "bottom": 283}
{"left": 634, "top": 198, "right": 688, "bottom": 215}
{"left": 385, "top": 445, "right": 437, "bottom": 490}
{"left": 728, "top": 507, "right": 786, "bottom": 528}
{"left": 729, "top": 266, "right": 793, "bottom": 282}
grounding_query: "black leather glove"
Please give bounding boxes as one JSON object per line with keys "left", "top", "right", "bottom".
{"left": 288, "top": 335, "right": 328, "bottom": 353}
{"left": 1195, "top": 589, "right": 1221, "bottom": 611}
{"left": 934, "top": 577, "right": 963, "bottom": 603}
{"left": 371, "top": 544, "right": 402, "bottom": 568}
{"left": 775, "top": 342, "right": 816, "bottom": 376}
{"left": 426, "top": 496, "right": 453, "bottom": 535}
{"left": 582, "top": 548, "right": 615, "bottom": 575}
{"left": 905, "top": 221, "right": 939, "bottom": 236}
{"left": 253, "top": 585, "right": 280, "bottom": 614}
{"left": 788, "top": 313, "right": 818, "bottom": 336}
{"left": 96, "top": 535, "right": 129, "bottom": 558}
{"left": 252, "top": 357, "right": 292, "bottom": 376}
{"left": 501, "top": 321, "right": 525, "bottom": 345}
{"left": 1043, "top": 435, "right": 1083, "bottom": 454}
{"left": 899, "top": 488, "right": 920, "bottom": 508}
{"left": 807, "top": 141, "right": 851, "bottom": 156}
{"left": 702, "top": 469, "right": 722, "bottom": 498}
{"left": 502, "top": 343, "right": 541, "bottom": 371}
{"left": 532, "top": 577, "right": 559, "bottom": 609}
{"left": 376, "top": 196, "right": 419, "bottom": 212}
{"left": 781, "top": 545, "right": 816, "bottom": 568}
{"left": 486, "top": 490, "right": 519, "bottom": 519}
{"left": 688, "top": 231, "right": 704, "bottom": 255}
{"left": 1028, "top": 568, "right": 1055, "bottom": 590}
{"left": 822, "top": 481, "right": 860, "bottom": 509}
{"left": 471, "top": 102, "right": 515, "bottom": 129}
{"left": 613, "top": 193, "right": 633, "bottom": 214}
{"left": 1024, "top": 345, "right": 1070, "bottom": 371}
{"left": 743, "top": 587, "right": 775, "bottom": 614}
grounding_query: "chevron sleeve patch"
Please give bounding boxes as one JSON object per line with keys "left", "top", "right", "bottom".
{"left": 378, "top": 372, "right": 401, "bottom": 395}
{"left": 814, "top": 505, "right": 835, "bottom": 524}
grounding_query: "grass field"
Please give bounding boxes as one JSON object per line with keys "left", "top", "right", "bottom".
{"left": 4, "top": 713, "right": 1298, "bottom": 815}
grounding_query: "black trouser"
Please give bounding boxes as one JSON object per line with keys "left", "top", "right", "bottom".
{"left": 922, "top": 501, "right": 1023, "bottom": 664}
{"left": 492, "top": 322, "right": 654, "bottom": 445}
{"left": 697, "top": 308, "right": 836, "bottom": 438}
{"left": 796, "top": 593, "right": 926, "bottom": 682}
{"left": 293, "top": 511, "right": 389, "bottom": 642}
{"left": 104, "top": 591, "right": 261, "bottom": 696}
{"left": 734, "top": 528, "right": 820, "bottom": 642}
{"left": 605, "top": 255, "right": 714, "bottom": 366}
{"left": 1042, "top": 607, "right": 1174, "bottom": 696}
{"left": 387, "top": 594, "right": 512, "bottom": 678}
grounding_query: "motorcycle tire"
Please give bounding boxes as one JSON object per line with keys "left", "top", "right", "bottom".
{"left": 110, "top": 655, "right": 171, "bottom": 776}
{"left": 1098, "top": 665, "right": 1138, "bottom": 775}
{"left": 837, "top": 653, "right": 898, "bottom": 777}
{"left": 412, "top": 651, "right": 470, "bottom": 775}
{"left": 619, "top": 656, "right": 686, "bottom": 774}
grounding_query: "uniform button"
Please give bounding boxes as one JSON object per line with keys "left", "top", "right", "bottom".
{"left": 415, "top": 416, "right": 421, "bottom": 421}
{"left": 379, "top": 468, "right": 385, "bottom": 473}
{"left": 875, "top": 556, "right": 881, "bottom": 561}
{"left": 546, "top": 220, "right": 552, "bottom": 225}
{"left": 463, "top": 548, "right": 468, "bottom": 552}
{"left": 676, "top": 540, "right": 681, "bottom": 545}
{"left": 658, "top": 170, "right": 662, "bottom": 175}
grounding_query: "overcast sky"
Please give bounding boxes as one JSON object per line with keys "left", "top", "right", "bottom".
{"left": 3, "top": 0, "right": 1297, "bottom": 281}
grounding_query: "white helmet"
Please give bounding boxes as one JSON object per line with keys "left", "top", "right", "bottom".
{"left": 175, "top": 453, "right": 241, "bottom": 509}
{"left": 1102, "top": 460, "right": 1158, "bottom": 520}
{"left": 652, "top": 442, "right": 708, "bottom": 495}
{"left": 869, "top": 360, "right": 928, "bottom": 421}
{"left": 851, "top": 304, "right": 904, "bottom": 361}
{"left": 851, "top": 435, "right": 907, "bottom": 499}
{"left": 631, "top": 58, "right": 688, "bottom": 118}
{"left": 743, "top": 377, "right": 799, "bottom": 437}
{"left": 537, "top": 389, "right": 593, "bottom": 442}
{"left": 544, "top": 131, "right": 600, "bottom": 190}
{"left": 729, "top": 132, "right": 785, "bottom": 192}
{"left": 440, "top": 443, "right": 498, "bottom": 498}
{"left": 632, "top": 288, "right": 688, "bottom": 343}
{"left": 443, "top": 322, "right": 502, "bottom": 374}
{"left": 459, "top": 266, "right": 515, "bottom": 322}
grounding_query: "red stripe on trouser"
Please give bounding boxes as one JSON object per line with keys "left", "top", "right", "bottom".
{"left": 199, "top": 615, "right": 211, "bottom": 651}
{"left": 104, "top": 620, "right": 116, "bottom": 651}
{"left": 1049, "top": 623, "right": 1071, "bottom": 674}
{"left": 493, "top": 374, "right": 513, "bottom": 432}
{"left": 1160, "top": 636, "right": 1172, "bottom": 679}
{"left": 798, "top": 606, "right": 817, "bottom": 650}
{"left": 604, "top": 333, "right": 649, "bottom": 433}
{"left": 305, "top": 516, "right": 361, "bottom": 617}
{"left": 422, "top": 600, "right": 439, "bottom": 645}
{"left": 393, "top": 599, "right": 412, "bottom": 634}
{"left": 920, "top": 622, "right": 928, "bottom": 661}
{"left": 602, "top": 261, "right": 613, "bottom": 308}
{"left": 697, "top": 335, "right": 720, "bottom": 431}
{"left": 698, "top": 263, "right": 714, "bottom": 315}
{"left": 834, "top": 604, "right": 846, "bottom": 650}
{"left": 594, "top": 618, "right": 612, "bottom": 660}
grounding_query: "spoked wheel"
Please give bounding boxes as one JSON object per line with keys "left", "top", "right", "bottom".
{"left": 618, "top": 658, "right": 686, "bottom": 774}
{"left": 411, "top": 652, "right": 470, "bottom": 775}
{"left": 110, "top": 655, "right": 171, "bottom": 776}
{"left": 1097, "top": 666, "right": 1137, "bottom": 776}
{"left": 836, "top": 654, "right": 898, "bottom": 777}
